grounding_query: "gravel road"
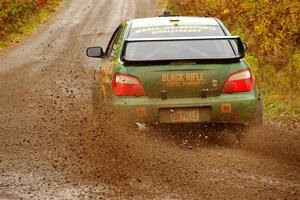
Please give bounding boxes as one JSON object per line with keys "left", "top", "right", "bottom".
{"left": 0, "top": 0, "right": 299, "bottom": 199}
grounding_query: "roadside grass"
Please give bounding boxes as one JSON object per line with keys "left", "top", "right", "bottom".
{"left": 263, "top": 94, "right": 300, "bottom": 120}
{"left": 247, "top": 52, "right": 300, "bottom": 120}
{"left": 0, "top": 0, "right": 63, "bottom": 49}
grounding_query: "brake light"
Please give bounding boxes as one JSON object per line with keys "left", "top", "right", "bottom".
{"left": 112, "top": 73, "right": 145, "bottom": 96}
{"left": 222, "top": 69, "right": 254, "bottom": 93}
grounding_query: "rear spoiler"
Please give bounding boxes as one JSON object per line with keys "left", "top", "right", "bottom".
{"left": 126, "top": 36, "right": 243, "bottom": 42}
{"left": 122, "top": 36, "right": 248, "bottom": 64}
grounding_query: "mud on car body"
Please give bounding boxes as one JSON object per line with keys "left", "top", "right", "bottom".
{"left": 86, "top": 14, "right": 263, "bottom": 128}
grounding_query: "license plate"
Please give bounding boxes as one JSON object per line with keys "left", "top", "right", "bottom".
{"left": 170, "top": 108, "right": 200, "bottom": 123}
{"left": 159, "top": 107, "right": 211, "bottom": 123}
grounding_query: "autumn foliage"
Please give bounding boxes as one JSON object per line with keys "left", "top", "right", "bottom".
{"left": 0, "top": 0, "right": 60, "bottom": 40}
{"left": 163, "top": 0, "right": 300, "bottom": 94}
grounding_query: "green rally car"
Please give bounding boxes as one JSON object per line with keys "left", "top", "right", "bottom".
{"left": 86, "top": 14, "right": 263, "bottom": 127}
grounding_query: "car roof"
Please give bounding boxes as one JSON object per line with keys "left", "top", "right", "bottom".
{"left": 129, "top": 17, "right": 220, "bottom": 28}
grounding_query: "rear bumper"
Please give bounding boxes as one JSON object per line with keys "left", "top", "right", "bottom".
{"left": 113, "top": 91, "right": 258, "bottom": 124}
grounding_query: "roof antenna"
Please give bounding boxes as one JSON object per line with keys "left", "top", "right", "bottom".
{"left": 159, "top": 11, "right": 179, "bottom": 17}
{"left": 159, "top": 11, "right": 171, "bottom": 17}
{"left": 163, "top": 11, "right": 171, "bottom": 17}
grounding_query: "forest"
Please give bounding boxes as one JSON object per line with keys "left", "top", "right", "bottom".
{"left": 161, "top": 0, "right": 300, "bottom": 118}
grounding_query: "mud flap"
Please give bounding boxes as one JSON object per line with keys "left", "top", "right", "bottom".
{"left": 254, "top": 95, "right": 263, "bottom": 126}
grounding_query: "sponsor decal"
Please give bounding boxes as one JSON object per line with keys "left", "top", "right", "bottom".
{"left": 212, "top": 79, "right": 218, "bottom": 88}
{"left": 134, "top": 26, "right": 217, "bottom": 35}
{"left": 161, "top": 72, "right": 204, "bottom": 87}
{"left": 221, "top": 103, "right": 232, "bottom": 113}
{"left": 100, "top": 62, "right": 115, "bottom": 83}
{"left": 233, "top": 111, "right": 241, "bottom": 120}
{"left": 136, "top": 106, "right": 147, "bottom": 118}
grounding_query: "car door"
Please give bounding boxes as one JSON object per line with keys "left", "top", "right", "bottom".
{"left": 97, "top": 25, "right": 123, "bottom": 98}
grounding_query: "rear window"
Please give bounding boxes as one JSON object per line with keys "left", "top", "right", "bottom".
{"left": 123, "top": 25, "right": 242, "bottom": 63}
{"left": 124, "top": 40, "right": 237, "bottom": 61}
{"left": 128, "top": 25, "right": 225, "bottom": 38}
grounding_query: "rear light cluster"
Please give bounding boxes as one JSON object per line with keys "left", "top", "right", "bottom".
{"left": 222, "top": 68, "right": 254, "bottom": 93}
{"left": 112, "top": 73, "right": 145, "bottom": 96}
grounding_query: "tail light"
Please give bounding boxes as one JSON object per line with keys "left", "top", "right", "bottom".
{"left": 112, "top": 73, "right": 145, "bottom": 96}
{"left": 223, "top": 68, "right": 254, "bottom": 93}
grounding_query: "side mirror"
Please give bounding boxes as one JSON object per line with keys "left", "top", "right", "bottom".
{"left": 235, "top": 39, "right": 247, "bottom": 58}
{"left": 243, "top": 43, "right": 248, "bottom": 52}
{"left": 86, "top": 47, "right": 105, "bottom": 58}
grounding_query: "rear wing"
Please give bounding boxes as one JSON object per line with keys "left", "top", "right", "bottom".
{"left": 122, "top": 36, "right": 248, "bottom": 64}
{"left": 126, "top": 36, "right": 242, "bottom": 42}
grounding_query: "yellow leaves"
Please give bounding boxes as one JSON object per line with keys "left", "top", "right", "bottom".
{"left": 171, "top": 0, "right": 298, "bottom": 63}
{"left": 223, "top": 8, "right": 230, "bottom": 14}
{"left": 162, "top": 0, "right": 300, "bottom": 94}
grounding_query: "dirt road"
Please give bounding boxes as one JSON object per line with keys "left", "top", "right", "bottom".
{"left": 0, "top": 0, "right": 299, "bottom": 199}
